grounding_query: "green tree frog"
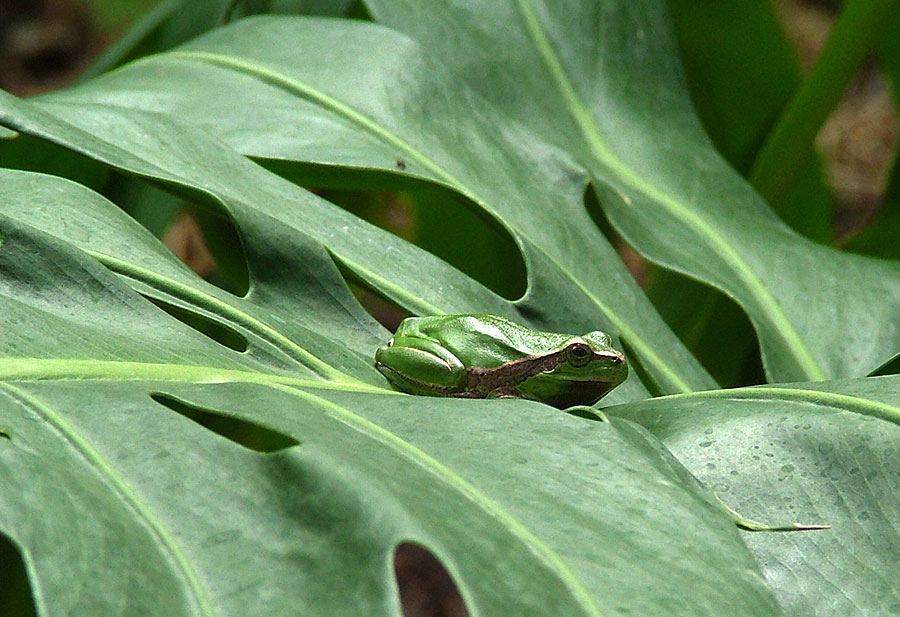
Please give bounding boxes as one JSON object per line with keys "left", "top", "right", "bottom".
{"left": 375, "top": 314, "right": 627, "bottom": 408}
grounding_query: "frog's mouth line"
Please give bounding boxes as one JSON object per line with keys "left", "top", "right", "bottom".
{"left": 532, "top": 372, "right": 622, "bottom": 383}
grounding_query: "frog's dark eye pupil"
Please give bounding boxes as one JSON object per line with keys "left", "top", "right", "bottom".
{"left": 567, "top": 344, "right": 591, "bottom": 367}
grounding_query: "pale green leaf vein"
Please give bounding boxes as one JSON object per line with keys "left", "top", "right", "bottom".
{"left": 0, "top": 358, "right": 390, "bottom": 394}
{"left": 727, "top": 386, "right": 900, "bottom": 425}
{"left": 660, "top": 383, "right": 900, "bottom": 425}
{"left": 84, "top": 249, "right": 368, "bottom": 384}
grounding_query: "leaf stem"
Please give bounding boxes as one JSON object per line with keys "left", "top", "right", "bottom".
{"left": 748, "top": 0, "right": 900, "bottom": 205}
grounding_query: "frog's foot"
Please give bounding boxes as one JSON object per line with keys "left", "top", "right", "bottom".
{"left": 486, "top": 387, "right": 527, "bottom": 399}
{"left": 564, "top": 406, "right": 609, "bottom": 422}
{"left": 449, "top": 391, "right": 486, "bottom": 399}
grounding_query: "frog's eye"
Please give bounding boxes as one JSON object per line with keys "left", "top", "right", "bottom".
{"left": 566, "top": 343, "right": 592, "bottom": 367}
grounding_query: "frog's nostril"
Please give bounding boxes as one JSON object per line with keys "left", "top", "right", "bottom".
{"left": 605, "top": 351, "right": 625, "bottom": 364}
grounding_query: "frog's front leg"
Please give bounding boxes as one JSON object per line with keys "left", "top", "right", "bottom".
{"left": 374, "top": 334, "right": 467, "bottom": 396}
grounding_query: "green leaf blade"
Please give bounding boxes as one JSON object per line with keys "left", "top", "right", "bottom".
{"left": 610, "top": 376, "right": 900, "bottom": 616}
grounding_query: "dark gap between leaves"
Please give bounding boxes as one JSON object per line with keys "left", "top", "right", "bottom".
{"left": 318, "top": 185, "right": 526, "bottom": 330}
{"left": 584, "top": 180, "right": 769, "bottom": 388}
{"left": 0, "top": 531, "right": 38, "bottom": 617}
{"left": 582, "top": 179, "right": 651, "bottom": 287}
{"left": 618, "top": 337, "right": 664, "bottom": 398}
{"left": 151, "top": 393, "right": 298, "bottom": 453}
{"left": 0, "top": 132, "right": 106, "bottom": 193}
{"left": 394, "top": 542, "right": 469, "bottom": 617}
{"left": 186, "top": 204, "right": 250, "bottom": 297}
{"left": 329, "top": 250, "right": 410, "bottom": 332}
{"left": 871, "top": 353, "right": 900, "bottom": 377}
{"left": 141, "top": 294, "right": 248, "bottom": 353}
{"left": 644, "top": 268, "right": 766, "bottom": 388}
{"left": 261, "top": 157, "right": 526, "bottom": 305}
{"left": 564, "top": 406, "right": 610, "bottom": 423}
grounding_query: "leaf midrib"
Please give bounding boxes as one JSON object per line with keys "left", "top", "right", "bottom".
{"left": 0, "top": 358, "right": 388, "bottom": 393}
{"left": 652, "top": 383, "right": 900, "bottom": 425}
{"left": 512, "top": 0, "right": 826, "bottom": 381}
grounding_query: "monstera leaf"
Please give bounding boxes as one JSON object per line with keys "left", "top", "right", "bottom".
{"left": 1, "top": 2, "right": 898, "bottom": 616}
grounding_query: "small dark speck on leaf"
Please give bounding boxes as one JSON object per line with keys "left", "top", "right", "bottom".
{"left": 396, "top": 158, "right": 406, "bottom": 170}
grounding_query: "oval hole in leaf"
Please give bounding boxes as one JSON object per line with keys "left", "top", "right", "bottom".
{"left": 0, "top": 532, "right": 38, "bottom": 617}
{"left": 393, "top": 542, "right": 469, "bottom": 617}
{"left": 150, "top": 393, "right": 298, "bottom": 453}
{"left": 141, "top": 295, "right": 249, "bottom": 353}
{"left": 406, "top": 187, "right": 526, "bottom": 301}
{"left": 104, "top": 172, "right": 251, "bottom": 297}
{"left": 329, "top": 186, "right": 525, "bottom": 299}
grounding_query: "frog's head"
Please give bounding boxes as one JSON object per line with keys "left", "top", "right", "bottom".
{"left": 517, "top": 332, "right": 628, "bottom": 408}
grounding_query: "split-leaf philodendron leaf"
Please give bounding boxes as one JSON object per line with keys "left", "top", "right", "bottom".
{"left": 1, "top": 2, "right": 898, "bottom": 616}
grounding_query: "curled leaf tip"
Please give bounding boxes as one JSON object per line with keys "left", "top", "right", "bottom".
{"left": 792, "top": 523, "right": 832, "bottom": 531}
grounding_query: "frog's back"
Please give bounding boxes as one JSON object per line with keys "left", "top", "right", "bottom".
{"left": 405, "top": 314, "right": 571, "bottom": 368}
